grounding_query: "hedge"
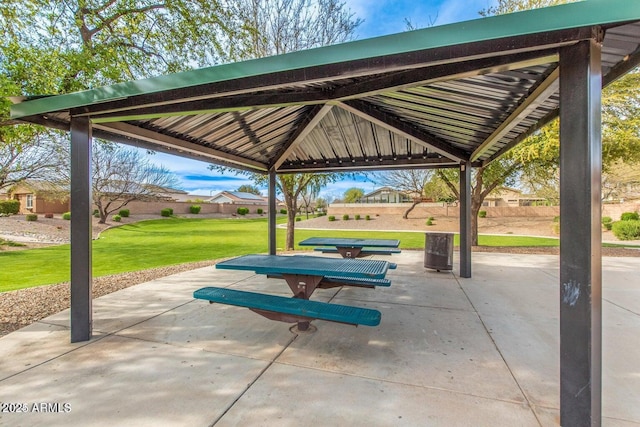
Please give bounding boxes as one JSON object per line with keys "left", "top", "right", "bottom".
{"left": 0, "top": 200, "right": 20, "bottom": 215}
{"left": 612, "top": 220, "right": 640, "bottom": 241}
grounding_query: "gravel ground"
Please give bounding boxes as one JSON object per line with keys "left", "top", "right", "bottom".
{"left": 1, "top": 213, "right": 638, "bottom": 338}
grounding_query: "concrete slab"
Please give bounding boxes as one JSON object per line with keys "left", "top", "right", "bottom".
{"left": 215, "top": 362, "right": 541, "bottom": 427}
{"left": 1, "top": 251, "right": 638, "bottom": 426}
{"left": 0, "top": 335, "right": 268, "bottom": 427}
{"left": 279, "top": 297, "right": 524, "bottom": 401}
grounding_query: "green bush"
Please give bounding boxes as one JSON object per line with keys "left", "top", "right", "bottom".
{"left": 280, "top": 209, "right": 287, "bottom": 215}
{"left": 328, "top": 215, "right": 336, "bottom": 221}
{"left": 426, "top": 218, "right": 433, "bottom": 226}
{"left": 237, "top": 207, "right": 249, "bottom": 215}
{"left": 44, "top": 213, "right": 54, "bottom": 219}
{"left": 0, "top": 200, "right": 20, "bottom": 215}
{"left": 189, "top": 205, "right": 201, "bottom": 214}
{"left": 118, "top": 209, "right": 130, "bottom": 217}
{"left": 93, "top": 211, "right": 100, "bottom": 218}
{"left": 26, "top": 213, "right": 38, "bottom": 221}
{"left": 62, "top": 212, "right": 71, "bottom": 220}
{"left": 365, "top": 215, "right": 370, "bottom": 220}
{"left": 342, "top": 214, "right": 349, "bottom": 220}
{"left": 256, "top": 208, "right": 264, "bottom": 214}
{"left": 160, "top": 208, "right": 172, "bottom": 217}
{"left": 612, "top": 220, "right": 640, "bottom": 240}
{"left": 602, "top": 216, "right": 613, "bottom": 231}
{"left": 553, "top": 216, "right": 560, "bottom": 223}
{"left": 112, "top": 214, "right": 122, "bottom": 222}
{"left": 478, "top": 210, "right": 487, "bottom": 218}
{"left": 620, "top": 211, "right": 640, "bottom": 221}
{"left": 355, "top": 214, "right": 361, "bottom": 220}
{"left": 295, "top": 217, "right": 301, "bottom": 222}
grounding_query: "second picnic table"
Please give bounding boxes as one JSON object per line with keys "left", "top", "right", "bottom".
{"left": 299, "top": 237, "right": 401, "bottom": 258}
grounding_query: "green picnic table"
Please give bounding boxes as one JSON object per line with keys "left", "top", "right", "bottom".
{"left": 299, "top": 237, "right": 401, "bottom": 258}
{"left": 194, "top": 254, "right": 395, "bottom": 330}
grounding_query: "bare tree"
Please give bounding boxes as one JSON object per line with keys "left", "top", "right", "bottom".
{"left": 92, "top": 143, "right": 179, "bottom": 224}
{"left": 375, "top": 169, "right": 435, "bottom": 219}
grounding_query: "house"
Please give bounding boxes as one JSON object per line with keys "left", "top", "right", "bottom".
{"left": 359, "top": 186, "right": 415, "bottom": 203}
{"left": 209, "top": 191, "right": 268, "bottom": 205}
{"left": 9, "top": 180, "right": 70, "bottom": 214}
{"left": 142, "top": 184, "right": 190, "bottom": 201}
{"left": 482, "top": 187, "right": 546, "bottom": 207}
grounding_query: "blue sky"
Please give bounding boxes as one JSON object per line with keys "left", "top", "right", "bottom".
{"left": 145, "top": 0, "right": 497, "bottom": 200}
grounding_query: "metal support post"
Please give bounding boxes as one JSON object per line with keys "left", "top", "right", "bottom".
{"left": 459, "top": 161, "right": 472, "bottom": 278}
{"left": 268, "top": 169, "right": 277, "bottom": 255}
{"left": 559, "top": 38, "right": 602, "bottom": 427}
{"left": 70, "top": 116, "right": 93, "bottom": 342}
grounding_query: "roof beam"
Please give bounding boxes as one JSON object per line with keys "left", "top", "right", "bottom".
{"left": 93, "top": 121, "right": 268, "bottom": 172}
{"left": 271, "top": 104, "right": 333, "bottom": 170}
{"left": 337, "top": 100, "right": 469, "bottom": 162}
{"left": 470, "top": 66, "right": 559, "bottom": 162}
{"left": 65, "top": 28, "right": 593, "bottom": 119}
{"left": 331, "top": 51, "right": 559, "bottom": 101}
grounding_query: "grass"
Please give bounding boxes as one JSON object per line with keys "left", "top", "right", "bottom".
{"left": 0, "top": 238, "right": 26, "bottom": 248}
{"left": 0, "top": 217, "right": 563, "bottom": 292}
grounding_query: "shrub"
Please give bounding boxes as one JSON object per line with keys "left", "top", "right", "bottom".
{"left": 342, "top": 214, "right": 349, "bottom": 220}
{"left": 237, "top": 207, "right": 249, "bottom": 215}
{"left": 93, "top": 211, "right": 100, "bottom": 218}
{"left": 26, "top": 213, "right": 38, "bottom": 221}
{"left": 257, "top": 208, "right": 264, "bottom": 214}
{"left": 478, "top": 210, "right": 487, "bottom": 218}
{"left": 426, "top": 218, "right": 433, "bottom": 226}
{"left": 62, "top": 212, "right": 71, "bottom": 220}
{"left": 118, "top": 209, "right": 130, "bottom": 217}
{"left": 112, "top": 214, "right": 122, "bottom": 222}
{"left": 553, "top": 215, "right": 560, "bottom": 223}
{"left": 328, "top": 215, "right": 336, "bottom": 221}
{"left": 365, "top": 215, "right": 370, "bottom": 220}
{"left": 160, "top": 208, "right": 172, "bottom": 217}
{"left": 280, "top": 209, "right": 287, "bottom": 215}
{"left": 602, "top": 216, "right": 613, "bottom": 231}
{"left": 355, "top": 214, "right": 361, "bottom": 220}
{"left": 44, "top": 213, "right": 54, "bottom": 219}
{"left": 620, "top": 211, "right": 640, "bottom": 221}
{"left": 295, "top": 217, "right": 301, "bottom": 222}
{"left": 612, "top": 220, "right": 640, "bottom": 240}
{"left": 0, "top": 200, "right": 20, "bottom": 215}
{"left": 189, "top": 205, "right": 201, "bottom": 214}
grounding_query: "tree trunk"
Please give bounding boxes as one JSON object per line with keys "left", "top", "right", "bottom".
{"left": 403, "top": 200, "right": 421, "bottom": 219}
{"left": 285, "top": 202, "right": 297, "bottom": 251}
{"left": 471, "top": 198, "right": 483, "bottom": 246}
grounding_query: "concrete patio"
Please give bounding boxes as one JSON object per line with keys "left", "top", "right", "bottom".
{"left": 1, "top": 250, "right": 638, "bottom": 426}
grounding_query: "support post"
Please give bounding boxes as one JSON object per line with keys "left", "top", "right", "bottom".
{"left": 268, "top": 169, "right": 277, "bottom": 255}
{"left": 70, "top": 116, "right": 93, "bottom": 342}
{"left": 559, "top": 38, "right": 602, "bottom": 426}
{"left": 459, "top": 161, "right": 472, "bottom": 278}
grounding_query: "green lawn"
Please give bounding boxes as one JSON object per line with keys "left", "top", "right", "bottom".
{"left": 0, "top": 217, "right": 562, "bottom": 292}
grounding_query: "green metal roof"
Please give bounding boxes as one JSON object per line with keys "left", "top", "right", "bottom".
{"left": 9, "top": 0, "right": 640, "bottom": 172}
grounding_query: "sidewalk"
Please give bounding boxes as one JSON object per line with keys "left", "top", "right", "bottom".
{"left": 1, "top": 251, "right": 638, "bottom": 426}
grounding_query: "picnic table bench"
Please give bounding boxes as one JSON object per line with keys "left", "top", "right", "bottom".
{"left": 194, "top": 254, "right": 394, "bottom": 330}
{"left": 299, "top": 237, "right": 401, "bottom": 258}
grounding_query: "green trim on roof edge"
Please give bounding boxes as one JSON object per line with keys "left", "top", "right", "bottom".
{"left": 11, "top": 0, "right": 640, "bottom": 120}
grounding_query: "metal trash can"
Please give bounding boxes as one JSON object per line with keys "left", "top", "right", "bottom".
{"left": 424, "top": 232, "right": 453, "bottom": 271}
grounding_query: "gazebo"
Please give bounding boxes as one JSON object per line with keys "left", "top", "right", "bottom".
{"left": 10, "top": 1, "right": 640, "bottom": 424}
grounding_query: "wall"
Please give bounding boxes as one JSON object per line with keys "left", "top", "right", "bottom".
{"left": 107, "top": 200, "right": 269, "bottom": 215}
{"left": 329, "top": 202, "right": 640, "bottom": 219}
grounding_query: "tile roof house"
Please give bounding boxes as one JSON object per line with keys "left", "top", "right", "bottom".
{"left": 9, "top": 180, "right": 70, "bottom": 214}
{"left": 208, "top": 191, "right": 268, "bottom": 205}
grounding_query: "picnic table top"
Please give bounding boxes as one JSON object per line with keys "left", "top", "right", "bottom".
{"left": 215, "top": 254, "right": 392, "bottom": 279}
{"left": 298, "top": 237, "right": 400, "bottom": 248}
